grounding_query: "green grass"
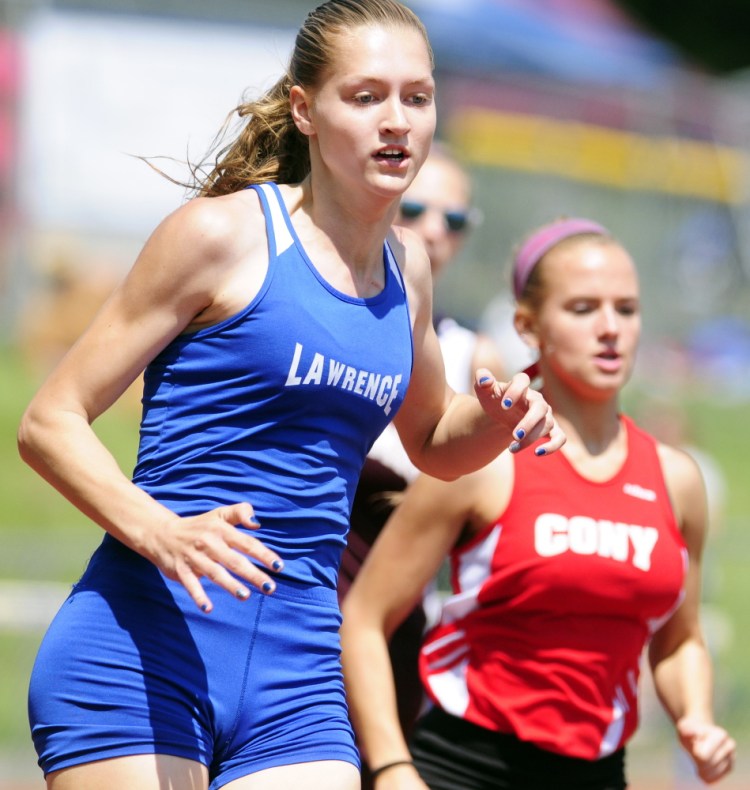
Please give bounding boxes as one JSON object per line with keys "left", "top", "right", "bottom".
{"left": 1, "top": 345, "right": 748, "bottom": 779}
{"left": 0, "top": 346, "right": 141, "bottom": 767}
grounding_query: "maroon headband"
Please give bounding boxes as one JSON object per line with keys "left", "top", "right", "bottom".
{"left": 513, "top": 218, "right": 610, "bottom": 299}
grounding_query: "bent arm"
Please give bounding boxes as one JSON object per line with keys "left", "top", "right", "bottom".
{"left": 390, "top": 229, "right": 563, "bottom": 480}
{"left": 341, "top": 471, "right": 478, "bottom": 781}
{"left": 18, "top": 201, "right": 215, "bottom": 545}
{"left": 17, "top": 194, "right": 281, "bottom": 610}
{"left": 649, "top": 445, "right": 735, "bottom": 783}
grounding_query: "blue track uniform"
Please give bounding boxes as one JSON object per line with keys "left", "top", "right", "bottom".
{"left": 29, "top": 183, "right": 414, "bottom": 787}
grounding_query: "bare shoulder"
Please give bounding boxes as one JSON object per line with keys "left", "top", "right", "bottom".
{"left": 407, "top": 450, "right": 512, "bottom": 531}
{"left": 657, "top": 441, "right": 708, "bottom": 539}
{"left": 469, "top": 451, "right": 514, "bottom": 529}
{"left": 152, "top": 189, "right": 266, "bottom": 274}
{"left": 388, "top": 224, "right": 432, "bottom": 287}
{"left": 657, "top": 441, "right": 705, "bottom": 494}
{"left": 125, "top": 189, "right": 268, "bottom": 321}
{"left": 387, "top": 224, "right": 433, "bottom": 334}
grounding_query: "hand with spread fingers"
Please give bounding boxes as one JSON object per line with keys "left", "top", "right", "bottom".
{"left": 153, "top": 503, "right": 283, "bottom": 613}
{"left": 473, "top": 368, "right": 564, "bottom": 456}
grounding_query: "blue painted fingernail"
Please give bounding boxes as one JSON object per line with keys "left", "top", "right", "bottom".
{"left": 479, "top": 376, "right": 491, "bottom": 384}
{"left": 503, "top": 398, "right": 513, "bottom": 408}
{"left": 236, "top": 588, "right": 249, "bottom": 600}
{"left": 509, "top": 441, "right": 521, "bottom": 453}
{"left": 201, "top": 603, "right": 209, "bottom": 612}
{"left": 262, "top": 581, "right": 274, "bottom": 594}
{"left": 535, "top": 447, "right": 547, "bottom": 456}
{"left": 272, "top": 560, "right": 283, "bottom": 572}
{"left": 515, "top": 428, "right": 525, "bottom": 440}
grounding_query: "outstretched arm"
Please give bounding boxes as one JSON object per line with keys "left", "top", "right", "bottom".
{"left": 650, "top": 445, "right": 735, "bottom": 783}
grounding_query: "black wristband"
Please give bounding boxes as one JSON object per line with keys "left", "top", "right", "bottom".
{"left": 370, "top": 759, "right": 415, "bottom": 780}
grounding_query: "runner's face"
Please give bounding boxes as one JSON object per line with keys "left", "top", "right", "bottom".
{"left": 303, "top": 24, "right": 436, "bottom": 201}
{"left": 535, "top": 241, "right": 641, "bottom": 400}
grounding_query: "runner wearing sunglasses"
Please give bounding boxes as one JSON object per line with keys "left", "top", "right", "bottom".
{"left": 398, "top": 198, "right": 481, "bottom": 234}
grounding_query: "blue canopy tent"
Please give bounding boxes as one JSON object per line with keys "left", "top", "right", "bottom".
{"left": 408, "top": 0, "right": 681, "bottom": 88}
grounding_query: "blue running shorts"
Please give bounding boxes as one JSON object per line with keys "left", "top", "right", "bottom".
{"left": 28, "top": 537, "right": 360, "bottom": 789}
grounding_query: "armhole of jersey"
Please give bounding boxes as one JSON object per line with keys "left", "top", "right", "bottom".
{"left": 384, "top": 240, "right": 415, "bottom": 372}
{"left": 623, "top": 416, "right": 685, "bottom": 546}
{"left": 251, "top": 183, "right": 294, "bottom": 258}
{"left": 384, "top": 240, "right": 406, "bottom": 295}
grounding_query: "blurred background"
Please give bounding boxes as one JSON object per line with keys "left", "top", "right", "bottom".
{"left": 0, "top": 1, "right": 748, "bottom": 787}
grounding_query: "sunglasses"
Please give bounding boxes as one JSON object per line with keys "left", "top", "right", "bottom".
{"left": 398, "top": 199, "right": 482, "bottom": 233}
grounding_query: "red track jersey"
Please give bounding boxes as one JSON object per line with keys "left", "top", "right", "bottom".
{"left": 420, "top": 416, "right": 687, "bottom": 760}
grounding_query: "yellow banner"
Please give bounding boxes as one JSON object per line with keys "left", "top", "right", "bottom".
{"left": 448, "top": 109, "right": 748, "bottom": 204}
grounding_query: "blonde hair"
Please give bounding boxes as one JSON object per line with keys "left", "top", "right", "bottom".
{"left": 186, "top": 0, "right": 432, "bottom": 197}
